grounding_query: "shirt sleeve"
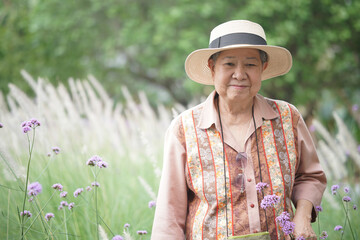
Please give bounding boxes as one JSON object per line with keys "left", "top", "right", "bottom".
{"left": 291, "top": 112, "right": 327, "bottom": 222}
{"left": 151, "top": 118, "right": 188, "bottom": 240}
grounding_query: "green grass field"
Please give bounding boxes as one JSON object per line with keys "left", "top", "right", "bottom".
{"left": 0, "top": 73, "right": 359, "bottom": 239}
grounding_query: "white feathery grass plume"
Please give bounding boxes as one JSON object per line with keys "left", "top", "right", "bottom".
{"left": 312, "top": 119, "right": 347, "bottom": 164}
{"left": 0, "top": 91, "right": 8, "bottom": 115}
{"left": 8, "top": 84, "right": 36, "bottom": 116}
{"left": 68, "top": 77, "right": 83, "bottom": 114}
{"left": 138, "top": 176, "right": 157, "bottom": 201}
{"left": 317, "top": 140, "right": 347, "bottom": 180}
{"left": 57, "top": 83, "right": 81, "bottom": 123}
{"left": 0, "top": 146, "right": 26, "bottom": 181}
{"left": 323, "top": 189, "right": 341, "bottom": 210}
{"left": 333, "top": 112, "right": 360, "bottom": 168}
{"left": 172, "top": 107, "right": 179, "bottom": 119}
{"left": 158, "top": 104, "right": 172, "bottom": 128}
{"left": 20, "top": 69, "right": 37, "bottom": 91}
{"left": 139, "top": 130, "right": 161, "bottom": 178}
{"left": 123, "top": 230, "right": 134, "bottom": 240}
{"left": 75, "top": 79, "right": 90, "bottom": 115}
{"left": 98, "top": 225, "right": 109, "bottom": 240}
{"left": 88, "top": 74, "right": 112, "bottom": 105}
{"left": 316, "top": 143, "right": 333, "bottom": 180}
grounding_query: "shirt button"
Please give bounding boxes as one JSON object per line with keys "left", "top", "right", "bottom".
{"left": 250, "top": 203, "right": 255, "bottom": 208}
{"left": 247, "top": 178, "right": 252, "bottom": 182}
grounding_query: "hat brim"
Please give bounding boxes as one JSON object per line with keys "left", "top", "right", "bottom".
{"left": 185, "top": 44, "right": 292, "bottom": 85}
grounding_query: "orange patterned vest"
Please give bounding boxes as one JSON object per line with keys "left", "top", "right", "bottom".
{"left": 182, "top": 99, "right": 297, "bottom": 240}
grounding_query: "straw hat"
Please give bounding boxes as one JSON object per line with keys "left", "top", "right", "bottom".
{"left": 185, "top": 20, "right": 292, "bottom": 85}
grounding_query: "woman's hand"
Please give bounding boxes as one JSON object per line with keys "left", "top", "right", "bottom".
{"left": 292, "top": 199, "right": 317, "bottom": 240}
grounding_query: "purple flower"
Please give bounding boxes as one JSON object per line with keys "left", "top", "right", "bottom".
{"left": 91, "top": 182, "right": 100, "bottom": 187}
{"left": 97, "top": 160, "right": 108, "bottom": 168}
{"left": 148, "top": 200, "right": 156, "bottom": 208}
{"left": 45, "top": 213, "right": 54, "bottom": 221}
{"left": 256, "top": 182, "right": 269, "bottom": 193}
{"left": 296, "top": 236, "right": 305, "bottom": 240}
{"left": 60, "top": 191, "right": 67, "bottom": 198}
{"left": 86, "top": 155, "right": 109, "bottom": 168}
{"left": 86, "top": 186, "right": 92, "bottom": 191}
{"left": 73, "top": 188, "right": 84, "bottom": 197}
{"left": 0, "top": 122, "right": 3, "bottom": 128}
{"left": 281, "top": 220, "right": 295, "bottom": 235}
{"left": 276, "top": 212, "right": 295, "bottom": 235}
{"left": 260, "top": 194, "right": 280, "bottom": 209}
{"left": 344, "top": 187, "right": 350, "bottom": 193}
{"left": 86, "top": 155, "right": 102, "bottom": 166}
{"left": 124, "top": 223, "right": 130, "bottom": 228}
{"left": 58, "top": 201, "right": 68, "bottom": 210}
{"left": 22, "top": 126, "right": 31, "bottom": 133}
{"left": 137, "top": 230, "right": 147, "bottom": 235}
{"left": 353, "top": 204, "right": 357, "bottom": 210}
{"left": 352, "top": 104, "right": 359, "bottom": 112}
{"left": 52, "top": 183, "right": 63, "bottom": 191}
{"left": 20, "top": 210, "right": 32, "bottom": 218}
{"left": 320, "top": 231, "right": 328, "bottom": 239}
{"left": 315, "top": 205, "right": 323, "bottom": 212}
{"left": 52, "top": 147, "right": 60, "bottom": 154}
{"left": 28, "top": 182, "right": 42, "bottom": 196}
{"left": 68, "top": 202, "right": 75, "bottom": 210}
{"left": 357, "top": 145, "right": 360, "bottom": 153}
{"left": 112, "top": 235, "right": 123, "bottom": 240}
{"left": 30, "top": 118, "right": 41, "bottom": 127}
{"left": 343, "top": 196, "right": 351, "bottom": 202}
{"left": 334, "top": 225, "right": 343, "bottom": 231}
{"left": 276, "top": 212, "right": 291, "bottom": 227}
{"left": 21, "top": 119, "right": 41, "bottom": 133}
{"left": 331, "top": 185, "right": 340, "bottom": 195}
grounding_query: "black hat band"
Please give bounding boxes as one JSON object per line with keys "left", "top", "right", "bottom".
{"left": 209, "top": 33, "right": 267, "bottom": 48}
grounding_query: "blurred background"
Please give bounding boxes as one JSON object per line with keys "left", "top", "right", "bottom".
{"left": 0, "top": 0, "right": 360, "bottom": 239}
{"left": 1, "top": 0, "right": 360, "bottom": 118}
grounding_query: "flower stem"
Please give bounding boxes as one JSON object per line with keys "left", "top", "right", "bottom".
{"left": 7, "top": 189, "right": 11, "bottom": 240}
{"left": 317, "top": 213, "right": 321, "bottom": 236}
{"left": 343, "top": 202, "right": 355, "bottom": 240}
{"left": 23, "top": 191, "right": 56, "bottom": 236}
{"left": 64, "top": 209, "right": 69, "bottom": 240}
{"left": 337, "top": 193, "right": 356, "bottom": 240}
{"left": 94, "top": 168, "right": 99, "bottom": 240}
{"left": 34, "top": 197, "right": 49, "bottom": 236}
{"left": 21, "top": 130, "right": 36, "bottom": 239}
{"left": 95, "top": 185, "right": 99, "bottom": 240}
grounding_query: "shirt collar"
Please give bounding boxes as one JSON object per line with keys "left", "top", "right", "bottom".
{"left": 197, "top": 90, "right": 279, "bottom": 131}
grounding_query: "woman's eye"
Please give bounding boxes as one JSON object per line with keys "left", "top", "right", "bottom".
{"left": 246, "top": 63, "right": 256, "bottom": 67}
{"left": 224, "top": 62, "right": 235, "bottom": 66}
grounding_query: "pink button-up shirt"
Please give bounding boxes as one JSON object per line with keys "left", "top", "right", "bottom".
{"left": 151, "top": 91, "right": 326, "bottom": 240}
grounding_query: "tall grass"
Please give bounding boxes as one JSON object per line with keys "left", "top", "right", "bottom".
{"left": 0, "top": 71, "right": 359, "bottom": 239}
{"left": 0, "top": 71, "right": 171, "bottom": 239}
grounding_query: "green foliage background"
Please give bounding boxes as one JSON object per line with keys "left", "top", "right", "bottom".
{"left": 1, "top": 0, "right": 359, "bottom": 115}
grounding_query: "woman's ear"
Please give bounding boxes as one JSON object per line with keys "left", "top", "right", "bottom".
{"left": 208, "top": 59, "right": 215, "bottom": 77}
{"left": 262, "top": 61, "right": 268, "bottom": 71}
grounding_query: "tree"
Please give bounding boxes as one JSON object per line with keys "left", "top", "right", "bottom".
{"left": 1, "top": 0, "right": 359, "bottom": 114}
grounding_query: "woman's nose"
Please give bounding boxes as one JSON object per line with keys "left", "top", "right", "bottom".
{"left": 232, "top": 65, "right": 246, "bottom": 80}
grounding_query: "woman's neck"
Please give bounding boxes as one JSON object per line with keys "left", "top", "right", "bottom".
{"left": 218, "top": 95, "right": 254, "bottom": 126}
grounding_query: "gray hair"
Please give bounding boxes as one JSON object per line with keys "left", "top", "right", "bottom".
{"left": 209, "top": 49, "right": 268, "bottom": 65}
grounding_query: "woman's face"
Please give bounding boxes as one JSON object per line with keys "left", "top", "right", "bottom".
{"left": 208, "top": 48, "right": 267, "bottom": 104}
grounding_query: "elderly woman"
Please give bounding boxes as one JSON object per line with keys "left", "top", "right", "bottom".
{"left": 151, "top": 20, "right": 326, "bottom": 240}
